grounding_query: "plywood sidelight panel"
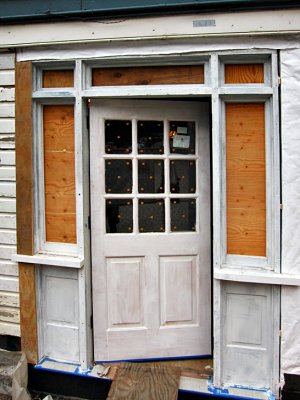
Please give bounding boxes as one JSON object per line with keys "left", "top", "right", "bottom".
{"left": 16, "top": 61, "right": 38, "bottom": 363}
{"left": 43, "top": 105, "right": 76, "bottom": 244}
{"left": 225, "top": 64, "right": 264, "bottom": 84}
{"left": 226, "top": 103, "right": 266, "bottom": 256}
{"left": 42, "top": 70, "right": 74, "bottom": 88}
{"left": 92, "top": 65, "right": 204, "bottom": 86}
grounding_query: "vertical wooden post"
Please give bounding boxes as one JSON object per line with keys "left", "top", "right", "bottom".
{"left": 15, "top": 61, "right": 38, "bottom": 364}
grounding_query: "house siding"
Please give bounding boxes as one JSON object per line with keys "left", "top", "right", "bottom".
{"left": 0, "top": 52, "right": 19, "bottom": 337}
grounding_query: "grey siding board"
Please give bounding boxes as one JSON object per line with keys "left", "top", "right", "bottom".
{"left": 0, "top": 0, "right": 298, "bottom": 23}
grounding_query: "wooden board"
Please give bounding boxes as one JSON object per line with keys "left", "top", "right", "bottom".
{"left": 108, "top": 363, "right": 181, "bottom": 400}
{"left": 43, "top": 105, "right": 76, "bottom": 244}
{"left": 18, "top": 263, "right": 38, "bottom": 364}
{"left": 15, "top": 61, "right": 34, "bottom": 255}
{"left": 226, "top": 103, "right": 266, "bottom": 256}
{"left": 225, "top": 64, "right": 264, "bottom": 84}
{"left": 15, "top": 61, "right": 38, "bottom": 363}
{"left": 92, "top": 65, "right": 204, "bottom": 86}
{"left": 42, "top": 70, "right": 74, "bottom": 88}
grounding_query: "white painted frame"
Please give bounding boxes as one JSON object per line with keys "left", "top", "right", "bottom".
{"left": 28, "top": 50, "right": 281, "bottom": 389}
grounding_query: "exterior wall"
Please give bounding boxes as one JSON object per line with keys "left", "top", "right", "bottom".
{"left": 0, "top": 52, "right": 19, "bottom": 337}
{"left": 281, "top": 47, "right": 300, "bottom": 377}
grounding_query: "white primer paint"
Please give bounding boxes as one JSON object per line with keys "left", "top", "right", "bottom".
{"left": 0, "top": 52, "right": 19, "bottom": 337}
{"left": 17, "top": 35, "right": 300, "bottom": 62}
{"left": 281, "top": 47, "right": 300, "bottom": 378}
{"left": 2, "top": 9, "right": 300, "bottom": 49}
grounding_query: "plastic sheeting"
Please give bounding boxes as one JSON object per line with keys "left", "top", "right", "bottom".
{"left": 281, "top": 48, "right": 300, "bottom": 377}
{"left": 17, "top": 35, "right": 300, "bottom": 62}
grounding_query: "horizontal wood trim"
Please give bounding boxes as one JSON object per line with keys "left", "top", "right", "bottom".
{"left": 42, "top": 70, "right": 74, "bottom": 88}
{"left": 43, "top": 105, "right": 76, "bottom": 244}
{"left": 225, "top": 64, "right": 264, "bottom": 84}
{"left": 92, "top": 65, "right": 204, "bottom": 86}
{"left": 226, "top": 103, "right": 266, "bottom": 257}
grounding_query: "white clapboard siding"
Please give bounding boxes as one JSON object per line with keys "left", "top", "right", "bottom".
{"left": 0, "top": 55, "right": 14, "bottom": 70}
{"left": 0, "top": 199, "right": 16, "bottom": 213}
{"left": 0, "top": 292, "right": 19, "bottom": 307}
{"left": 0, "top": 53, "right": 19, "bottom": 336}
{"left": 0, "top": 230, "right": 16, "bottom": 245}
{"left": 0, "top": 321, "right": 20, "bottom": 336}
{"left": 0, "top": 167, "right": 15, "bottom": 180}
{"left": 0, "top": 306, "right": 19, "bottom": 323}
{"left": 0, "top": 71, "right": 15, "bottom": 86}
{"left": 0, "top": 275, "right": 18, "bottom": 292}
{"left": 0, "top": 119, "right": 15, "bottom": 134}
{"left": 0, "top": 134, "right": 15, "bottom": 149}
{"left": 0, "top": 260, "right": 18, "bottom": 276}
{"left": 0, "top": 104, "right": 15, "bottom": 118}
{"left": 0, "top": 215, "right": 16, "bottom": 230}
{"left": 0, "top": 151, "right": 15, "bottom": 166}
{"left": 0, "top": 182, "right": 15, "bottom": 197}
{"left": 0, "top": 88, "right": 14, "bottom": 102}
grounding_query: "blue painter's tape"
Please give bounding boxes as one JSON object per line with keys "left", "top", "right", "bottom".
{"left": 95, "top": 354, "right": 212, "bottom": 364}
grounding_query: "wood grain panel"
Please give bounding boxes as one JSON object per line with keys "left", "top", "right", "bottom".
{"left": 92, "top": 65, "right": 204, "bottom": 86}
{"left": 19, "top": 263, "right": 38, "bottom": 364}
{"left": 225, "top": 64, "right": 264, "bottom": 84}
{"left": 43, "top": 105, "right": 76, "bottom": 244}
{"left": 43, "top": 105, "right": 75, "bottom": 151}
{"left": 15, "top": 61, "right": 34, "bottom": 255}
{"left": 16, "top": 61, "right": 38, "bottom": 362}
{"left": 108, "top": 363, "right": 180, "bottom": 400}
{"left": 42, "top": 70, "right": 74, "bottom": 88}
{"left": 226, "top": 103, "right": 266, "bottom": 256}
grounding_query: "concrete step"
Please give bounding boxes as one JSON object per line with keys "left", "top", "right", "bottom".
{"left": 0, "top": 350, "right": 31, "bottom": 400}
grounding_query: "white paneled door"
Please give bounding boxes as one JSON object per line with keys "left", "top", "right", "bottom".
{"left": 90, "top": 99, "right": 211, "bottom": 361}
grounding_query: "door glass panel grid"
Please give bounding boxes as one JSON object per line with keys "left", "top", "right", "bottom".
{"left": 104, "top": 117, "right": 199, "bottom": 235}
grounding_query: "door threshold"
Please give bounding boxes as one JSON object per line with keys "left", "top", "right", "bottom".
{"left": 35, "top": 358, "right": 275, "bottom": 399}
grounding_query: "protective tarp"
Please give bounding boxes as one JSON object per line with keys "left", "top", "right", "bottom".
{"left": 16, "top": 35, "right": 300, "bottom": 62}
{"left": 281, "top": 48, "right": 300, "bottom": 376}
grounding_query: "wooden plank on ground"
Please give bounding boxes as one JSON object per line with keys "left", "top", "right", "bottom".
{"left": 108, "top": 363, "right": 181, "bottom": 400}
{"left": 92, "top": 65, "right": 204, "bottom": 86}
{"left": 18, "top": 263, "right": 38, "bottom": 364}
